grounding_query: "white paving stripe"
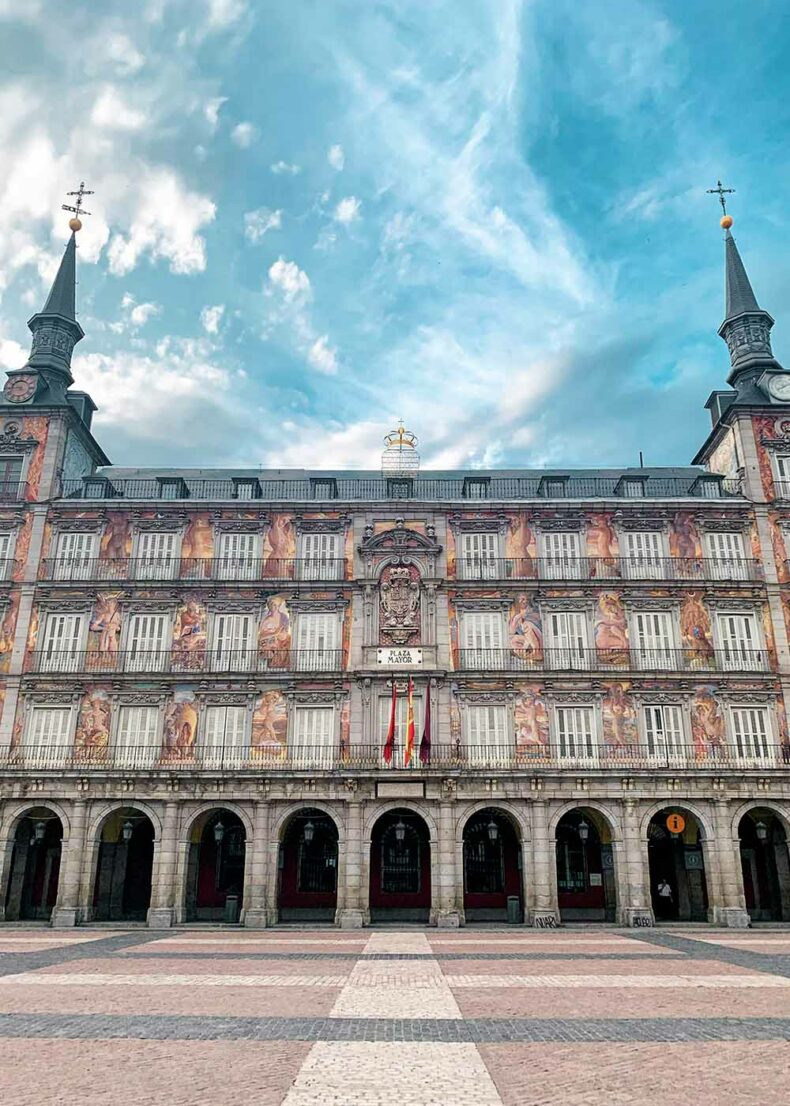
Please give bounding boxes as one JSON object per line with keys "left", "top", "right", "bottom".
{"left": 331, "top": 938, "right": 463, "bottom": 1018}
{"left": 362, "top": 932, "right": 434, "bottom": 955}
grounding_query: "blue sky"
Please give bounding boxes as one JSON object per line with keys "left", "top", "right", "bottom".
{"left": 1, "top": 0, "right": 789, "bottom": 470}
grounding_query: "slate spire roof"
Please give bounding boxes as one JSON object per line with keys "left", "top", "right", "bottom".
{"left": 40, "top": 232, "right": 78, "bottom": 321}
{"left": 724, "top": 229, "right": 761, "bottom": 319}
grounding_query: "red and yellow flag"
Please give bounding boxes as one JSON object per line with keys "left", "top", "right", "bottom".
{"left": 383, "top": 680, "right": 397, "bottom": 765}
{"left": 404, "top": 676, "right": 415, "bottom": 767}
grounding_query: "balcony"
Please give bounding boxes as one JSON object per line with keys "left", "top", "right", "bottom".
{"left": 457, "top": 647, "right": 770, "bottom": 674}
{"left": 39, "top": 556, "right": 347, "bottom": 583}
{"left": 30, "top": 648, "right": 345, "bottom": 676}
{"left": 0, "top": 482, "right": 28, "bottom": 503}
{"left": 454, "top": 556, "right": 763, "bottom": 583}
{"left": 4, "top": 740, "right": 789, "bottom": 773}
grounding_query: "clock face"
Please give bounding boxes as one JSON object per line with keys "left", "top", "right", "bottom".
{"left": 769, "top": 375, "right": 790, "bottom": 402}
{"left": 3, "top": 375, "right": 36, "bottom": 404}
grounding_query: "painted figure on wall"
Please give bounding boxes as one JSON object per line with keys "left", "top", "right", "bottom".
{"left": 0, "top": 592, "right": 19, "bottom": 673}
{"left": 449, "top": 693, "right": 462, "bottom": 753}
{"left": 669, "top": 512, "right": 702, "bottom": 563}
{"left": 690, "top": 687, "right": 725, "bottom": 758}
{"left": 752, "top": 415, "right": 778, "bottom": 499}
{"left": 594, "top": 593, "right": 629, "bottom": 666}
{"left": 602, "top": 682, "right": 638, "bottom": 749}
{"left": 587, "top": 514, "right": 619, "bottom": 577}
{"left": 162, "top": 690, "right": 198, "bottom": 761}
{"left": 679, "top": 592, "right": 715, "bottom": 668}
{"left": 100, "top": 515, "right": 132, "bottom": 561}
{"left": 509, "top": 595, "right": 543, "bottom": 665}
{"left": 11, "top": 517, "right": 32, "bottom": 582}
{"left": 172, "top": 597, "right": 208, "bottom": 670}
{"left": 88, "top": 593, "right": 122, "bottom": 669}
{"left": 339, "top": 698, "right": 350, "bottom": 760}
{"left": 769, "top": 515, "right": 789, "bottom": 584}
{"left": 514, "top": 686, "right": 549, "bottom": 755}
{"left": 74, "top": 686, "right": 111, "bottom": 760}
{"left": 506, "top": 514, "right": 537, "bottom": 577}
{"left": 251, "top": 690, "right": 288, "bottom": 757}
{"left": 181, "top": 513, "right": 213, "bottom": 574}
{"left": 258, "top": 595, "right": 291, "bottom": 667}
{"left": 21, "top": 416, "right": 49, "bottom": 501}
{"left": 263, "top": 515, "right": 295, "bottom": 578}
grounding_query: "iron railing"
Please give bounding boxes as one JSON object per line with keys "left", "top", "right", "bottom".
{"left": 454, "top": 556, "right": 763, "bottom": 583}
{"left": 457, "top": 647, "right": 770, "bottom": 673}
{"left": 4, "top": 741, "right": 789, "bottom": 772}
{"left": 30, "top": 648, "right": 345, "bottom": 675}
{"left": 0, "top": 482, "right": 28, "bottom": 502}
{"left": 39, "top": 557, "right": 347, "bottom": 583}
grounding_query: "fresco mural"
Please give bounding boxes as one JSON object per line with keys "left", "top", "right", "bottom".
{"left": 669, "top": 511, "right": 703, "bottom": 563}
{"left": 23, "top": 606, "right": 39, "bottom": 673}
{"left": 601, "top": 682, "right": 638, "bottom": 749}
{"left": 509, "top": 595, "right": 543, "bottom": 665}
{"left": 762, "top": 602, "right": 778, "bottom": 668}
{"left": 11, "top": 516, "right": 32, "bottom": 583}
{"left": 679, "top": 592, "right": 715, "bottom": 668}
{"left": 74, "top": 686, "right": 111, "bottom": 761}
{"left": 707, "top": 424, "right": 740, "bottom": 479}
{"left": 782, "top": 594, "right": 790, "bottom": 653}
{"left": 752, "top": 414, "right": 779, "bottom": 499}
{"left": 505, "top": 514, "right": 537, "bottom": 577}
{"left": 263, "top": 514, "right": 296, "bottom": 578}
{"left": 586, "top": 514, "right": 619, "bottom": 578}
{"left": 594, "top": 593, "right": 629, "bottom": 666}
{"left": 181, "top": 512, "right": 213, "bottom": 575}
{"left": 690, "top": 686, "right": 726, "bottom": 758}
{"left": 449, "top": 691, "right": 462, "bottom": 753}
{"left": 339, "top": 697, "right": 350, "bottom": 760}
{"left": 172, "top": 596, "right": 208, "bottom": 671}
{"left": 100, "top": 514, "right": 132, "bottom": 561}
{"left": 21, "top": 415, "right": 49, "bottom": 501}
{"left": 0, "top": 592, "right": 20, "bottom": 674}
{"left": 769, "top": 514, "right": 789, "bottom": 583}
{"left": 251, "top": 689, "right": 288, "bottom": 758}
{"left": 514, "top": 685, "right": 549, "bottom": 756}
{"left": 258, "top": 595, "right": 291, "bottom": 667}
{"left": 162, "top": 688, "right": 198, "bottom": 762}
{"left": 87, "top": 593, "right": 122, "bottom": 671}
{"left": 446, "top": 525, "right": 456, "bottom": 578}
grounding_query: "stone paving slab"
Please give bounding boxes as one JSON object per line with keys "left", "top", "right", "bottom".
{"left": 35, "top": 956, "right": 357, "bottom": 977}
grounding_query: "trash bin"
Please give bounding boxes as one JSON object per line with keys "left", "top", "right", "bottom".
{"left": 506, "top": 896, "right": 521, "bottom": 925}
{"left": 224, "top": 894, "right": 240, "bottom": 924}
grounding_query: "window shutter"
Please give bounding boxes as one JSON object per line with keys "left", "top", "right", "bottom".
{"left": 548, "top": 610, "right": 588, "bottom": 668}
{"left": 644, "top": 704, "right": 683, "bottom": 758}
{"left": 212, "top": 613, "right": 253, "bottom": 671}
{"left": 137, "top": 531, "right": 178, "bottom": 579}
{"left": 41, "top": 613, "right": 83, "bottom": 671}
{"left": 116, "top": 706, "right": 159, "bottom": 766}
{"left": 302, "top": 532, "right": 340, "bottom": 580}
{"left": 217, "top": 532, "right": 258, "bottom": 580}
{"left": 704, "top": 531, "right": 746, "bottom": 580}
{"left": 296, "top": 612, "right": 339, "bottom": 669}
{"left": 27, "top": 707, "right": 72, "bottom": 760}
{"left": 556, "top": 706, "right": 595, "bottom": 760}
{"left": 202, "top": 705, "right": 248, "bottom": 766}
{"left": 730, "top": 706, "right": 770, "bottom": 761}
{"left": 461, "top": 611, "right": 504, "bottom": 666}
{"left": 55, "top": 531, "right": 97, "bottom": 580}
{"left": 127, "top": 613, "right": 167, "bottom": 671}
{"left": 543, "top": 531, "right": 581, "bottom": 578}
{"left": 460, "top": 532, "right": 498, "bottom": 579}
{"left": 0, "top": 531, "right": 12, "bottom": 579}
{"left": 625, "top": 531, "right": 664, "bottom": 578}
{"left": 717, "top": 613, "right": 759, "bottom": 670}
{"left": 632, "top": 610, "right": 673, "bottom": 669}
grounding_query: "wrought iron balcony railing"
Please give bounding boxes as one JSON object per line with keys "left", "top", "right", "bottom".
{"left": 40, "top": 557, "right": 347, "bottom": 583}
{"left": 30, "top": 648, "right": 345, "bottom": 675}
{"left": 455, "top": 556, "right": 763, "bottom": 583}
{"left": 457, "top": 646, "right": 770, "bottom": 673}
{"left": 4, "top": 741, "right": 789, "bottom": 773}
{"left": 0, "top": 482, "right": 28, "bottom": 502}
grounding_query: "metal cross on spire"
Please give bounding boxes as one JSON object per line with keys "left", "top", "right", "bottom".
{"left": 61, "top": 181, "right": 93, "bottom": 230}
{"left": 706, "top": 179, "right": 735, "bottom": 216}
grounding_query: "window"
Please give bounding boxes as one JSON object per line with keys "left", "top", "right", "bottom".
{"left": 135, "top": 531, "right": 179, "bottom": 580}
{"left": 0, "top": 456, "right": 23, "bottom": 497}
{"left": 126, "top": 613, "right": 168, "bottom": 672}
{"left": 463, "top": 477, "right": 490, "bottom": 499}
{"left": 202, "top": 705, "right": 248, "bottom": 767}
{"left": 697, "top": 478, "right": 722, "bottom": 499}
{"left": 717, "top": 612, "right": 762, "bottom": 671}
{"left": 624, "top": 531, "right": 664, "bottom": 579}
{"left": 54, "top": 531, "right": 97, "bottom": 581}
{"left": 216, "top": 532, "right": 258, "bottom": 581}
{"left": 210, "top": 613, "right": 254, "bottom": 671}
{"left": 39, "top": 612, "right": 84, "bottom": 672}
{"left": 643, "top": 704, "right": 685, "bottom": 762}
{"left": 292, "top": 706, "right": 335, "bottom": 767}
{"left": 632, "top": 610, "right": 675, "bottom": 669}
{"left": 774, "top": 454, "right": 790, "bottom": 495}
{"left": 310, "top": 477, "right": 338, "bottom": 500}
{"left": 300, "top": 532, "right": 342, "bottom": 580}
{"left": 555, "top": 705, "right": 597, "bottom": 762}
{"left": 115, "top": 705, "right": 160, "bottom": 767}
{"left": 542, "top": 531, "right": 582, "bottom": 579}
{"left": 459, "top": 532, "right": 499, "bottom": 580}
{"left": 232, "top": 478, "right": 261, "bottom": 500}
{"left": 460, "top": 610, "right": 505, "bottom": 668}
{"left": 24, "top": 706, "right": 72, "bottom": 765}
{"left": 541, "top": 477, "right": 567, "bottom": 498}
{"left": 466, "top": 704, "right": 508, "bottom": 764}
{"left": 295, "top": 611, "right": 340, "bottom": 671}
{"left": 378, "top": 693, "right": 423, "bottom": 762}
{"left": 704, "top": 531, "right": 747, "bottom": 581}
{"left": 157, "top": 477, "right": 188, "bottom": 500}
{"left": 0, "top": 530, "right": 15, "bottom": 580}
{"left": 619, "top": 478, "right": 645, "bottom": 498}
{"left": 546, "top": 609, "right": 589, "bottom": 669}
{"left": 387, "top": 478, "right": 413, "bottom": 499}
{"left": 730, "top": 706, "right": 772, "bottom": 763}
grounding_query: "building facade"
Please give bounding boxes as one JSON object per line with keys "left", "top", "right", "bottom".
{"left": 0, "top": 219, "right": 789, "bottom": 929}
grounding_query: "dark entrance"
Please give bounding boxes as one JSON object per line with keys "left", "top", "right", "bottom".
{"left": 648, "top": 808, "right": 708, "bottom": 922}
{"left": 739, "top": 810, "right": 790, "bottom": 922}
{"left": 463, "top": 809, "right": 523, "bottom": 922}
{"left": 93, "top": 809, "right": 154, "bottom": 922}
{"left": 279, "top": 808, "right": 338, "bottom": 922}
{"left": 4, "top": 810, "right": 63, "bottom": 921}
{"left": 556, "top": 809, "right": 616, "bottom": 922}
{"left": 370, "top": 810, "right": 431, "bottom": 922}
{"left": 185, "top": 809, "right": 246, "bottom": 922}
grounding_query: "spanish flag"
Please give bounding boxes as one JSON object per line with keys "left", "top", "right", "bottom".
{"left": 383, "top": 680, "right": 397, "bottom": 765}
{"left": 404, "top": 676, "right": 415, "bottom": 767}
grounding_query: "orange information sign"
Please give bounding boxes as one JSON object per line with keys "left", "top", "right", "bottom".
{"left": 666, "top": 813, "right": 686, "bottom": 835}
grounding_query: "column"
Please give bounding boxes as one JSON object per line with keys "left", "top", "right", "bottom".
{"left": 619, "top": 799, "right": 653, "bottom": 927}
{"left": 711, "top": 799, "right": 749, "bottom": 928}
{"left": 529, "top": 800, "right": 559, "bottom": 927}
{"left": 435, "top": 800, "right": 461, "bottom": 927}
{"left": 51, "top": 799, "right": 87, "bottom": 928}
{"left": 147, "top": 801, "right": 179, "bottom": 928}
{"left": 244, "top": 802, "right": 270, "bottom": 928}
{"left": 337, "top": 800, "right": 366, "bottom": 928}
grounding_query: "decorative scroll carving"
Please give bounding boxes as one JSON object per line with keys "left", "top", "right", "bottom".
{"left": 379, "top": 562, "right": 421, "bottom": 645}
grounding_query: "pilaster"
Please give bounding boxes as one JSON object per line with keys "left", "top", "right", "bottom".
{"left": 51, "top": 799, "right": 87, "bottom": 927}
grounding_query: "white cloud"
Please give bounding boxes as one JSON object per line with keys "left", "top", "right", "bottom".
{"left": 231, "top": 121, "right": 258, "bottom": 148}
{"left": 263, "top": 418, "right": 384, "bottom": 468}
{"left": 204, "top": 97, "right": 227, "bottom": 129}
{"left": 0, "top": 337, "right": 26, "bottom": 370}
{"left": 328, "top": 144, "right": 345, "bottom": 171}
{"left": 206, "top": 0, "right": 248, "bottom": 26}
{"left": 201, "top": 304, "right": 225, "bottom": 334}
{"left": 244, "top": 207, "right": 282, "bottom": 242}
{"left": 90, "top": 87, "right": 146, "bottom": 132}
{"left": 270, "top": 161, "right": 301, "bottom": 175}
{"left": 267, "top": 257, "right": 311, "bottom": 302}
{"left": 101, "top": 34, "right": 146, "bottom": 76}
{"left": 333, "top": 196, "right": 361, "bottom": 224}
{"left": 307, "top": 334, "right": 338, "bottom": 374}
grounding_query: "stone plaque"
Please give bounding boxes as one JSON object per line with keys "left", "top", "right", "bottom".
{"left": 377, "top": 647, "right": 423, "bottom": 667}
{"left": 376, "top": 781, "right": 425, "bottom": 799}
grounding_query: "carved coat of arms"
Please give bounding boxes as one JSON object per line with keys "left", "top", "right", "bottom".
{"left": 379, "top": 563, "right": 421, "bottom": 645}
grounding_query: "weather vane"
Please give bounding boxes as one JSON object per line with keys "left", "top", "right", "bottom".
{"left": 62, "top": 181, "right": 94, "bottom": 232}
{"left": 706, "top": 179, "right": 735, "bottom": 228}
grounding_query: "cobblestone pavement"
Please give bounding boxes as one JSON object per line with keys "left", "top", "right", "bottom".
{"left": 0, "top": 927, "right": 789, "bottom": 1104}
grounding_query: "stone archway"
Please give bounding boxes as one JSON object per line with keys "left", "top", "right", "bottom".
{"left": 648, "top": 807, "right": 708, "bottom": 922}
{"left": 4, "top": 808, "right": 63, "bottom": 921}
{"left": 462, "top": 808, "right": 523, "bottom": 923}
{"left": 185, "top": 809, "right": 246, "bottom": 923}
{"left": 92, "top": 808, "right": 155, "bottom": 922}
{"left": 738, "top": 808, "right": 790, "bottom": 922}
{"left": 369, "top": 808, "right": 431, "bottom": 923}
{"left": 555, "top": 807, "right": 616, "bottom": 922}
{"left": 278, "top": 808, "right": 339, "bottom": 923}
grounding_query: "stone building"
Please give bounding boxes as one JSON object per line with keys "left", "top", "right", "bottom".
{"left": 0, "top": 212, "right": 789, "bottom": 930}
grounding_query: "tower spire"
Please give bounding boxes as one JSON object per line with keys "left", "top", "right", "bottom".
{"left": 25, "top": 230, "right": 84, "bottom": 387}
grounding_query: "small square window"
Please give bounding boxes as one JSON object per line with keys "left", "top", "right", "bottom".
{"left": 157, "top": 477, "right": 188, "bottom": 500}
{"left": 617, "top": 477, "right": 646, "bottom": 498}
{"left": 463, "top": 477, "right": 490, "bottom": 500}
{"left": 83, "top": 477, "right": 116, "bottom": 500}
{"left": 387, "top": 478, "right": 413, "bottom": 499}
{"left": 539, "top": 476, "right": 568, "bottom": 498}
{"left": 310, "top": 477, "right": 338, "bottom": 500}
{"left": 232, "top": 478, "right": 261, "bottom": 501}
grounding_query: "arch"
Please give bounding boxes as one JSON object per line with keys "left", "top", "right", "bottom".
{"left": 277, "top": 807, "right": 339, "bottom": 923}
{"left": 92, "top": 807, "right": 155, "bottom": 922}
{"left": 362, "top": 799, "right": 437, "bottom": 841}
{"left": 0, "top": 800, "right": 72, "bottom": 843}
{"left": 736, "top": 806, "right": 790, "bottom": 922}
{"left": 647, "top": 806, "right": 709, "bottom": 922}
{"left": 369, "top": 807, "right": 432, "bottom": 923}
{"left": 554, "top": 806, "right": 617, "bottom": 923}
{"left": 184, "top": 807, "right": 247, "bottom": 923}
{"left": 184, "top": 801, "right": 254, "bottom": 843}
{"left": 271, "top": 802, "right": 345, "bottom": 845}
{"left": 87, "top": 801, "right": 163, "bottom": 845}
{"left": 729, "top": 800, "right": 790, "bottom": 842}
{"left": 461, "top": 807, "right": 524, "bottom": 923}
{"left": 3, "top": 807, "right": 64, "bottom": 922}
{"left": 549, "top": 800, "right": 621, "bottom": 842}
{"left": 454, "top": 800, "right": 530, "bottom": 844}
{"left": 639, "top": 800, "right": 714, "bottom": 844}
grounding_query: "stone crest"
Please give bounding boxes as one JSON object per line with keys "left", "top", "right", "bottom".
{"left": 379, "top": 562, "right": 421, "bottom": 645}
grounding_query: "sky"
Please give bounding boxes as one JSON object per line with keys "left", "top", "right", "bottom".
{"left": 0, "top": 0, "right": 789, "bottom": 472}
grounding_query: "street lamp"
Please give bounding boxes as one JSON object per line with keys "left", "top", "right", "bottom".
{"left": 213, "top": 821, "right": 225, "bottom": 845}
{"left": 487, "top": 817, "right": 499, "bottom": 842}
{"left": 394, "top": 818, "right": 406, "bottom": 843}
{"left": 30, "top": 820, "right": 46, "bottom": 846}
{"left": 303, "top": 820, "right": 315, "bottom": 844}
{"left": 755, "top": 820, "right": 769, "bottom": 843}
{"left": 577, "top": 818, "right": 590, "bottom": 844}
{"left": 122, "top": 820, "right": 134, "bottom": 843}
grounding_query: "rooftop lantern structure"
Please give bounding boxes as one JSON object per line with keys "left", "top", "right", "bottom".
{"left": 381, "top": 422, "right": 419, "bottom": 478}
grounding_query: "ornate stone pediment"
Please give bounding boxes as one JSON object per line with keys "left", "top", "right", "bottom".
{"left": 359, "top": 518, "right": 441, "bottom": 565}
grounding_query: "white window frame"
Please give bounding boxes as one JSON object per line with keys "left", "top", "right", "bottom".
{"left": 214, "top": 531, "right": 260, "bottom": 581}
{"left": 459, "top": 531, "right": 500, "bottom": 580}
{"left": 23, "top": 704, "right": 74, "bottom": 766}
{"left": 728, "top": 704, "right": 774, "bottom": 766}
{"left": 124, "top": 611, "right": 170, "bottom": 673}
{"left": 133, "top": 530, "right": 180, "bottom": 581}
{"left": 544, "top": 608, "right": 590, "bottom": 670}
{"left": 53, "top": 530, "right": 98, "bottom": 581}
{"left": 113, "top": 704, "right": 161, "bottom": 768}
{"left": 715, "top": 610, "right": 764, "bottom": 672}
{"left": 0, "top": 530, "right": 14, "bottom": 581}
{"left": 295, "top": 610, "right": 342, "bottom": 671}
{"left": 464, "top": 702, "right": 508, "bottom": 766}
{"left": 459, "top": 609, "right": 506, "bottom": 670}
{"left": 553, "top": 704, "right": 598, "bottom": 765}
{"left": 209, "top": 612, "right": 256, "bottom": 672}
{"left": 642, "top": 703, "right": 686, "bottom": 766}
{"left": 298, "top": 532, "right": 343, "bottom": 581}
{"left": 772, "top": 453, "right": 790, "bottom": 495}
{"left": 292, "top": 705, "right": 336, "bottom": 768}
{"left": 630, "top": 609, "right": 676, "bottom": 670}
{"left": 540, "top": 530, "right": 583, "bottom": 580}
{"left": 703, "top": 530, "right": 747, "bottom": 581}
{"left": 39, "top": 611, "right": 87, "bottom": 673}
{"left": 622, "top": 530, "right": 666, "bottom": 580}
{"left": 201, "top": 704, "right": 249, "bottom": 768}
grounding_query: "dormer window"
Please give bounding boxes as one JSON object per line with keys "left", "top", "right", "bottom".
{"left": 616, "top": 476, "right": 647, "bottom": 498}
{"left": 82, "top": 476, "right": 116, "bottom": 500}
{"left": 232, "top": 477, "right": 261, "bottom": 501}
{"left": 691, "top": 474, "right": 723, "bottom": 499}
{"left": 463, "top": 477, "right": 490, "bottom": 500}
{"left": 539, "top": 476, "right": 568, "bottom": 498}
{"left": 157, "top": 477, "right": 188, "bottom": 500}
{"left": 310, "top": 477, "right": 338, "bottom": 500}
{"left": 387, "top": 477, "right": 413, "bottom": 499}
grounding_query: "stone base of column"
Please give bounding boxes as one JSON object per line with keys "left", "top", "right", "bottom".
{"left": 243, "top": 908, "right": 271, "bottom": 929}
{"left": 146, "top": 907, "right": 175, "bottom": 929}
{"left": 336, "top": 908, "right": 366, "bottom": 929}
{"left": 712, "top": 905, "right": 750, "bottom": 928}
{"left": 50, "top": 907, "right": 79, "bottom": 928}
{"left": 435, "top": 909, "right": 461, "bottom": 928}
{"left": 620, "top": 907, "right": 654, "bottom": 928}
{"left": 531, "top": 909, "right": 560, "bottom": 928}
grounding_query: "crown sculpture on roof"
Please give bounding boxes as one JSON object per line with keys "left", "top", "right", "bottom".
{"left": 381, "top": 422, "right": 420, "bottom": 478}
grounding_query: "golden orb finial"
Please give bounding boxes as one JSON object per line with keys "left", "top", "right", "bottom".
{"left": 720, "top": 214, "right": 733, "bottom": 230}
{"left": 68, "top": 216, "right": 82, "bottom": 232}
